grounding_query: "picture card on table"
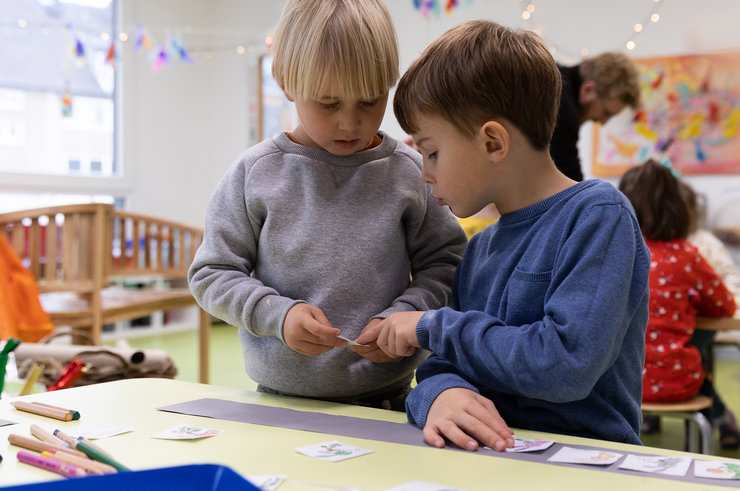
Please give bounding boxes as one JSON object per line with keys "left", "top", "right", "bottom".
{"left": 384, "top": 481, "right": 464, "bottom": 491}
{"left": 71, "top": 424, "right": 134, "bottom": 439}
{"left": 152, "top": 422, "right": 224, "bottom": 440}
{"left": 246, "top": 474, "right": 286, "bottom": 491}
{"left": 618, "top": 454, "right": 692, "bottom": 476}
{"left": 693, "top": 460, "right": 740, "bottom": 479}
{"left": 547, "top": 446, "right": 623, "bottom": 465}
{"left": 295, "top": 440, "right": 373, "bottom": 462}
{"left": 504, "top": 436, "right": 555, "bottom": 453}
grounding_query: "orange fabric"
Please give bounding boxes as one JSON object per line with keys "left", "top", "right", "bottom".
{"left": 0, "top": 234, "right": 54, "bottom": 342}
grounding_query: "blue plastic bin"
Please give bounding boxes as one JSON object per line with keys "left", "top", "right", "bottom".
{"left": 3, "top": 464, "right": 261, "bottom": 490}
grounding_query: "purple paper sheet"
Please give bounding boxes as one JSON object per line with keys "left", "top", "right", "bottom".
{"left": 158, "top": 398, "right": 739, "bottom": 488}
{"left": 0, "top": 418, "right": 16, "bottom": 427}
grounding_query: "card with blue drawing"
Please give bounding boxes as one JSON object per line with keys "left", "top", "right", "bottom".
{"left": 296, "top": 440, "right": 374, "bottom": 462}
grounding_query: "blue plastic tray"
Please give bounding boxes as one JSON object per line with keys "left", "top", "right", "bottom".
{"left": 3, "top": 464, "right": 261, "bottom": 490}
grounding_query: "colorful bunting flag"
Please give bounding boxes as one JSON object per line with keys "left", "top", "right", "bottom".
{"left": 61, "top": 93, "right": 73, "bottom": 117}
{"left": 170, "top": 35, "right": 193, "bottom": 63}
{"left": 134, "top": 24, "right": 153, "bottom": 52}
{"left": 106, "top": 42, "right": 115, "bottom": 67}
{"left": 413, "top": 0, "right": 469, "bottom": 17}
{"left": 151, "top": 44, "right": 169, "bottom": 73}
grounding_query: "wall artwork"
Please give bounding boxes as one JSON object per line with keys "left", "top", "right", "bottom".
{"left": 592, "top": 51, "right": 740, "bottom": 176}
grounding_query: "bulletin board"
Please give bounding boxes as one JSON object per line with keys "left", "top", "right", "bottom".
{"left": 592, "top": 51, "right": 740, "bottom": 176}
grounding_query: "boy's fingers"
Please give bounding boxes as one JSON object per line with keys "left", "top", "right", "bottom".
{"left": 427, "top": 421, "right": 478, "bottom": 451}
{"left": 292, "top": 339, "right": 335, "bottom": 356}
{"left": 301, "top": 317, "right": 339, "bottom": 340}
{"left": 458, "top": 414, "right": 511, "bottom": 451}
{"left": 468, "top": 401, "right": 513, "bottom": 437}
{"left": 355, "top": 319, "right": 383, "bottom": 344}
{"left": 422, "top": 425, "right": 446, "bottom": 448}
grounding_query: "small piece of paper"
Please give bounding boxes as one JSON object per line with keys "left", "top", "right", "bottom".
{"left": 246, "top": 474, "right": 286, "bottom": 490}
{"left": 71, "top": 424, "right": 134, "bottom": 439}
{"left": 337, "top": 335, "right": 368, "bottom": 347}
{"left": 384, "top": 481, "right": 463, "bottom": 491}
{"left": 295, "top": 440, "right": 373, "bottom": 462}
{"left": 618, "top": 454, "right": 692, "bottom": 476}
{"left": 547, "top": 446, "right": 622, "bottom": 465}
{"left": 152, "top": 422, "right": 223, "bottom": 440}
{"left": 693, "top": 460, "right": 740, "bottom": 479}
{"left": 504, "top": 436, "right": 555, "bottom": 453}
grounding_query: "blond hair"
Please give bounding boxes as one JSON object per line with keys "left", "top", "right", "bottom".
{"left": 393, "top": 20, "right": 561, "bottom": 150}
{"left": 579, "top": 52, "right": 641, "bottom": 109}
{"left": 271, "top": 0, "right": 399, "bottom": 101}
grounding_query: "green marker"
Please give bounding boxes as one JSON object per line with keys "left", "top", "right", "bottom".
{"left": 75, "top": 441, "right": 130, "bottom": 472}
{"left": 0, "top": 338, "right": 21, "bottom": 399}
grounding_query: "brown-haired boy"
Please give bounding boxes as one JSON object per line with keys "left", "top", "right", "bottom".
{"left": 358, "top": 20, "right": 650, "bottom": 450}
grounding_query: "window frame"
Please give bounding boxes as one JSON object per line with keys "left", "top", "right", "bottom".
{"left": 0, "top": 0, "right": 130, "bottom": 199}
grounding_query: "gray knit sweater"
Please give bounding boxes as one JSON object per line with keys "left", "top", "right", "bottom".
{"left": 188, "top": 132, "right": 467, "bottom": 398}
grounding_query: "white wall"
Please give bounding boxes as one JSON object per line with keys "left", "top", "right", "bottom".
{"left": 122, "top": 0, "right": 740, "bottom": 228}
{"left": 121, "top": 1, "right": 282, "bottom": 227}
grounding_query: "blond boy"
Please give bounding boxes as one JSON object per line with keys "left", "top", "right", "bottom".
{"left": 188, "top": 0, "right": 466, "bottom": 410}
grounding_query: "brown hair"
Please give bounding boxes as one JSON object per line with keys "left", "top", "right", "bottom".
{"left": 618, "top": 159, "right": 690, "bottom": 241}
{"left": 678, "top": 180, "right": 707, "bottom": 234}
{"left": 579, "top": 52, "right": 641, "bottom": 109}
{"left": 393, "top": 20, "right": 561, "bottom": 150}
{"left": 271, "top": 0, "right": 399, "bottom": 101}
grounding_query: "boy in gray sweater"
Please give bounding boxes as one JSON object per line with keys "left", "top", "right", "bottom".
{"left": 188, "top": 0, "right": 466, "bottom": 410}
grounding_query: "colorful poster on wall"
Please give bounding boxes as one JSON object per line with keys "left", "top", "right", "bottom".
{"left": 592, "top": 51, "right": 740, "bottom": 176}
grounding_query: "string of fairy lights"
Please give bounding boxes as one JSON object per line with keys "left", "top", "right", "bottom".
{"left": 2, "top": 0, "right": 667, "bottom": 75}
{"left": 514, "top": 0, "right": 666, "bottom": 63}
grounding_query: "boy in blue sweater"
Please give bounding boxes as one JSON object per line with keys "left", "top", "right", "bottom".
{"left": 356, "top": 21, "right": 650, "bottom": 450}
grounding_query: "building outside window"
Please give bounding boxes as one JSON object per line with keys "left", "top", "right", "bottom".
{"left": 0, "top": 0, "right": 120, "bottom": 211}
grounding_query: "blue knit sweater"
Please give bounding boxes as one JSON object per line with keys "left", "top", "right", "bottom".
{"left": 407, "top": 180, "right": 650, "bottom": 445}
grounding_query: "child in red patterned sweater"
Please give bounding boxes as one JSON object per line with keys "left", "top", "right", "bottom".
{"left": 619, "top": 159, "right": 739, "bottom": 448}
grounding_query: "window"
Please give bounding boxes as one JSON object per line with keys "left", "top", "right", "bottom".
{"left": 0, "top": 0, "right": 123, "bottom": 211}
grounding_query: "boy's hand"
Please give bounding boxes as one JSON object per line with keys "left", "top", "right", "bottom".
{"left": 374, "top": 311, "right": 425, "bottom": 357}
{"left": 423, "top": 388, "right": 514, "bottom": 452}
{"left": 351, "top": 318, "right": 400, "bottom": 363}
{"left": 283, "top": 303, "right": 347, "bottom": 356}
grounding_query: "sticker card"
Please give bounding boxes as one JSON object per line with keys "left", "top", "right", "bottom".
{"left": 152, "top": 422, "right": 224, "bottom": 439}
{"left": 246, "top": 474, "right": 286, "bottom": 490}
{"left": 618, "top": 454, "right": 692, "bottom": 476}
{"left": 547, "top": 446, "right": 622, "bottom": 465}
{"left": 295, "top": 440, "right": 374, "bottom": 462}
{"left": 504, "top": 436, "right": 555, "bottom": 453}
{"left": 71, "top": 424, "right": 134, "bottom": 439}
{"left": 337, "top": 335, "right": 368, "bottom": 347}
{"left": 694, "top": 460, "right": 740, "bottom": 479}
{"left": 384, "top": 481, "right": 463, "bottom": 491}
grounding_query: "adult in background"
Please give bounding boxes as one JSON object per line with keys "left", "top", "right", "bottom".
{"left": 551, "top": 52, "right": 641, "bottom": 181}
